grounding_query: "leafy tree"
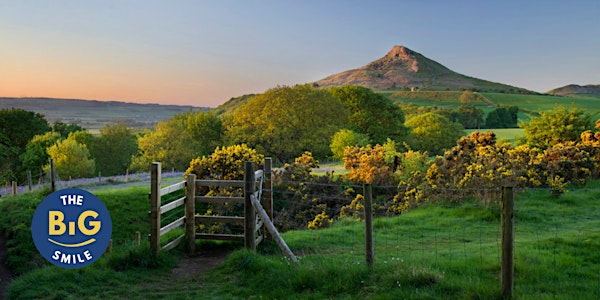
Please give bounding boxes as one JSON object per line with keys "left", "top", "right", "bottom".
{"left": 329, "top": 129, "right": 370, "bottom": 160}
{"left": 225, "top": 84, "right": 349, "bottom": 163}
{"left": 186, "top": 110, "right": 223, "bottom": 157}
{"left": 53, "top": 121, "right": 83, "bottom": 138}
{"left": 91, "top": 123, "right": 138, "bottom": 176}
{"left": 130, "top": 114, "right": 196, "bottom": 172}
{"left": 485, "top": 106, "right": 518, "bottom": 128}
{"left": 521, "top": 105, "right": 594, "bottom": 149}
{"left": 331, "top": 85, "right": 409, "bottom": 144}
{"left": 21, "top": 131, "right": 61, "bottom": 176}
{"left": 456, "top": 104, "right": 484, "bottom": 129}
{"left": 459, "top": 90, "right": 476, "bottom": 105}
{"left": 405, "top": 113, "right": 465, "bottom": 155}
{"left": 0, "top": 108, "right": 51, "bottom": 149}
{"left": 0, "top": 108, "right": 51, "bottom": 181}
{"left": 130, "top": 111, "right": 225, "bottom": 173}
{"left": 45, "top": 136, "right": 95, "bottom": 179}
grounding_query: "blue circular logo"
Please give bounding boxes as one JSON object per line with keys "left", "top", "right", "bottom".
{"left": 31, "top": 188, "right": 112, "bottom": 268}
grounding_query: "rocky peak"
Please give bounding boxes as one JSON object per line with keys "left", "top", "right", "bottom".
{"left": 386, "top": 45, "right": 413, "bottom": 60}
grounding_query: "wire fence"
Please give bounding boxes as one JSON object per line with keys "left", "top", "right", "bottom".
{"left": 273, "top": 182, "right": 600, "bottom": 298}
{"left": 0, "top": 170, "right": 184, "bottom": 196}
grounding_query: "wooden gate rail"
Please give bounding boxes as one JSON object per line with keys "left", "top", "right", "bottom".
{"left": 149, "top": 159, "right": 273, "bottom": 257}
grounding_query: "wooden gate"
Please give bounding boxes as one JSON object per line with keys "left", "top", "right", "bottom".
{"left": 148, "top": 159, "right": 272, "bottom": 256}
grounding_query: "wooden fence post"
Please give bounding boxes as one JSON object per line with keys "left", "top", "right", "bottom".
{"left": 263, "top": 158, "right": 273, "bottom": 240}
{"left": 185, "top": 173, "right": 197, "bottom": 255}
{"left": 501, "top": 186, "right": 514, "bottom": 298}
{"left": 149, "top": 162, "right": 161, "bottom": 257}
{"left": 27, "top": 171, "right": 32, "bottom": 192}
{"left": 12, "top": 181, "right": 17, "bottom": 196}
{"left": 364, "top": 184, "right": 374, "bottom": 270}
{"left": 50, "top": 158, "right": 56, "bottom": 192}
{"left": 244, "top": 161, "right": 256, "bottom": 252}
{"left": 135, "top": 231, "right": 141, "bottom": 246}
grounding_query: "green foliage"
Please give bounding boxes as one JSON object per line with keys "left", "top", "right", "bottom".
{"left": 329, "top": 129, "right": 370, "bottom": 160}
{"left": 331, "top": 85, "right": 409, "bottom": 145}
{"left": 459, "top": 90, "right": 476, "bottom": 104}
{"left": 273, "top": 152, "right": 353, "bottom": 231}
{"left": 185, "top": 144, "right": 264, "bottom": 181}
{"left": 20, "top": 131, "right": 61, "bottom": 176}
{"left": 130, "top": 113, "right": 197, "bottom": 172}
{"left": 521, "top": 105, "right": 595, "bottom": 149}
{"left": 405, "top": 112, "right": 465, "bottom": 155}
{"left": 186, "top": 110, "right": 223, "bottom": 156}
{"left": 343, "top": 143, "right": 398, "bottom": 186}
{"left": 225, "top": 84, "right": 349, "bottom": 163}
{"left": 91, "top": 123, "right": 138, "bottom": 176}
{"left": 456, "top": 104, "right": 484, "bottom": 129}
{"left": 52, "top": 121, "right": 83, "bottom": 138}
{"left": 485, "top": 106, "right": 518, "bottom": 128}
{"left": 45, "top": 135, "right": 95, "bottom": 178}
{"left": 0, "top": 108, "right": 51, "bottom": 181}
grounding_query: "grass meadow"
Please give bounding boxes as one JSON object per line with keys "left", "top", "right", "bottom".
{"left": 1, "top": 178, "right": 599, "bottom": 299}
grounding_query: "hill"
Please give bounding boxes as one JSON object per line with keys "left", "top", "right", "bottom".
{"left": 314, "top": 45, "right": 533, "bottom": 94}
{"left": 548, "top": 84, "right": 600, "bottom": 98}
{"left": 0, "top": 97, "right": 208, "bottom": 132}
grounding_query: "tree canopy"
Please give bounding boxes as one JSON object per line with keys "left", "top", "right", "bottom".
{"left": 331, "top": 85, "right": 409, "bottom": 145}
{"left": 521, "top": 105, "right": 595, "bottom": 149}
{"left": 405, "top": 113, "right": 466, "bottom": 155}
{"left": 225, "top": 84, "right": 349, "bottom": 162}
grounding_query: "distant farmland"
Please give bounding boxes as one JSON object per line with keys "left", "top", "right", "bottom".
{"left": 0, "top": 97, "right": 209, "bottom": 133}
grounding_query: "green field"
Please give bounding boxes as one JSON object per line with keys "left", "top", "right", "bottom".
{"left": 2, "top": 180, "right": 599, "bottom": 299}
{"left": 385, "top": 91, "right": 600, "bottom": 125}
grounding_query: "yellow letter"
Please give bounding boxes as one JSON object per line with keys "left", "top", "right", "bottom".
{"left": 78, "top": 210, "right": 101, "bottom": 235}
{"left": 49, "top": 211, "right": 66, "bottom": 235}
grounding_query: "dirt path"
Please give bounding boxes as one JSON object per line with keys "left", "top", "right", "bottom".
{"left": 171, "top": 248, "right": 232, "bottom": 277}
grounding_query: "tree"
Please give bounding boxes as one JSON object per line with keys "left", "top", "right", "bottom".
{"left": 225, "top": 84, "right": 349, "bottom": 162}
{"left": 186, "top": 110, "right": 223, "bottom": 157}
{"left": 0, "top": 108, "right": 51, "bottom": 181}
{"left": 485, "top": 106, "right": 518, "bottom": 128}
{"left": 0, "top": 108, "right": 51, "bottom": 149}
{"left": 521, "top": 105, "right": 594, "bottom": 149}
{"left": 331, "top": 85, "right": 409, "bottom": 144}
{"left": 130, "top": 110, "right": 225, "bottom": 172}
{"left": 53, "top": 121, "right": 83, "bottom": 138}
{"left": 329, "top": 129, "right": 370, "bottom": 160}
{"left": 91, "top": 123, "right": 138, "bottom": 176}
{"left": 45, "top": 136, "right": 95, "bottom": 179}
{"left": 405, "top": 113, "right": 465, "bottom": 155}
{"left": 456, "top": 104, "right": 484, "bottom": 129}
{"left": 21, "top": 131, "right": 61, "bottom": 176}
{"left": 459, "top": 90, "right": 476, "bottom": 105}
{"left": 130, "top": 114, "right": 196, "bottom": 172}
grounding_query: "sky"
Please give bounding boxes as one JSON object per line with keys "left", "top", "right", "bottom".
{"left": 1, "top": 1, "right": 599, "bottom": 107}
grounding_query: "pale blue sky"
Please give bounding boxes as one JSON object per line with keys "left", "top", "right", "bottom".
{"left": 1, "top": 0, "right": 598, "bottom": 107}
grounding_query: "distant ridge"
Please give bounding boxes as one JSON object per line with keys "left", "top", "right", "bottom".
{"left": 314, "top": 45, "right": 532, "bottom": 93}
{"left": 0, "top": 97, "right": 208, "bottom": 131}
{"left": 548, "top": 84, "right": 600, "bottom": 97}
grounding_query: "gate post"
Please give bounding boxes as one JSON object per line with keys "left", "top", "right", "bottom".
{"left": 263, "top": 158, "right": 273, "bottom": 240}
{"left": 149, "top": 162, "right": 161, "bottom": 257}
{"left": 185, "top": 173, "right": 197, "bottom": 255}
{"left": 244, "top": 161, "right": 256, "bottom": 251}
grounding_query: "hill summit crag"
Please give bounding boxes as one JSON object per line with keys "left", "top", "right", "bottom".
{"left": 315, "top": 45, "right": 531, "bottom": 93}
